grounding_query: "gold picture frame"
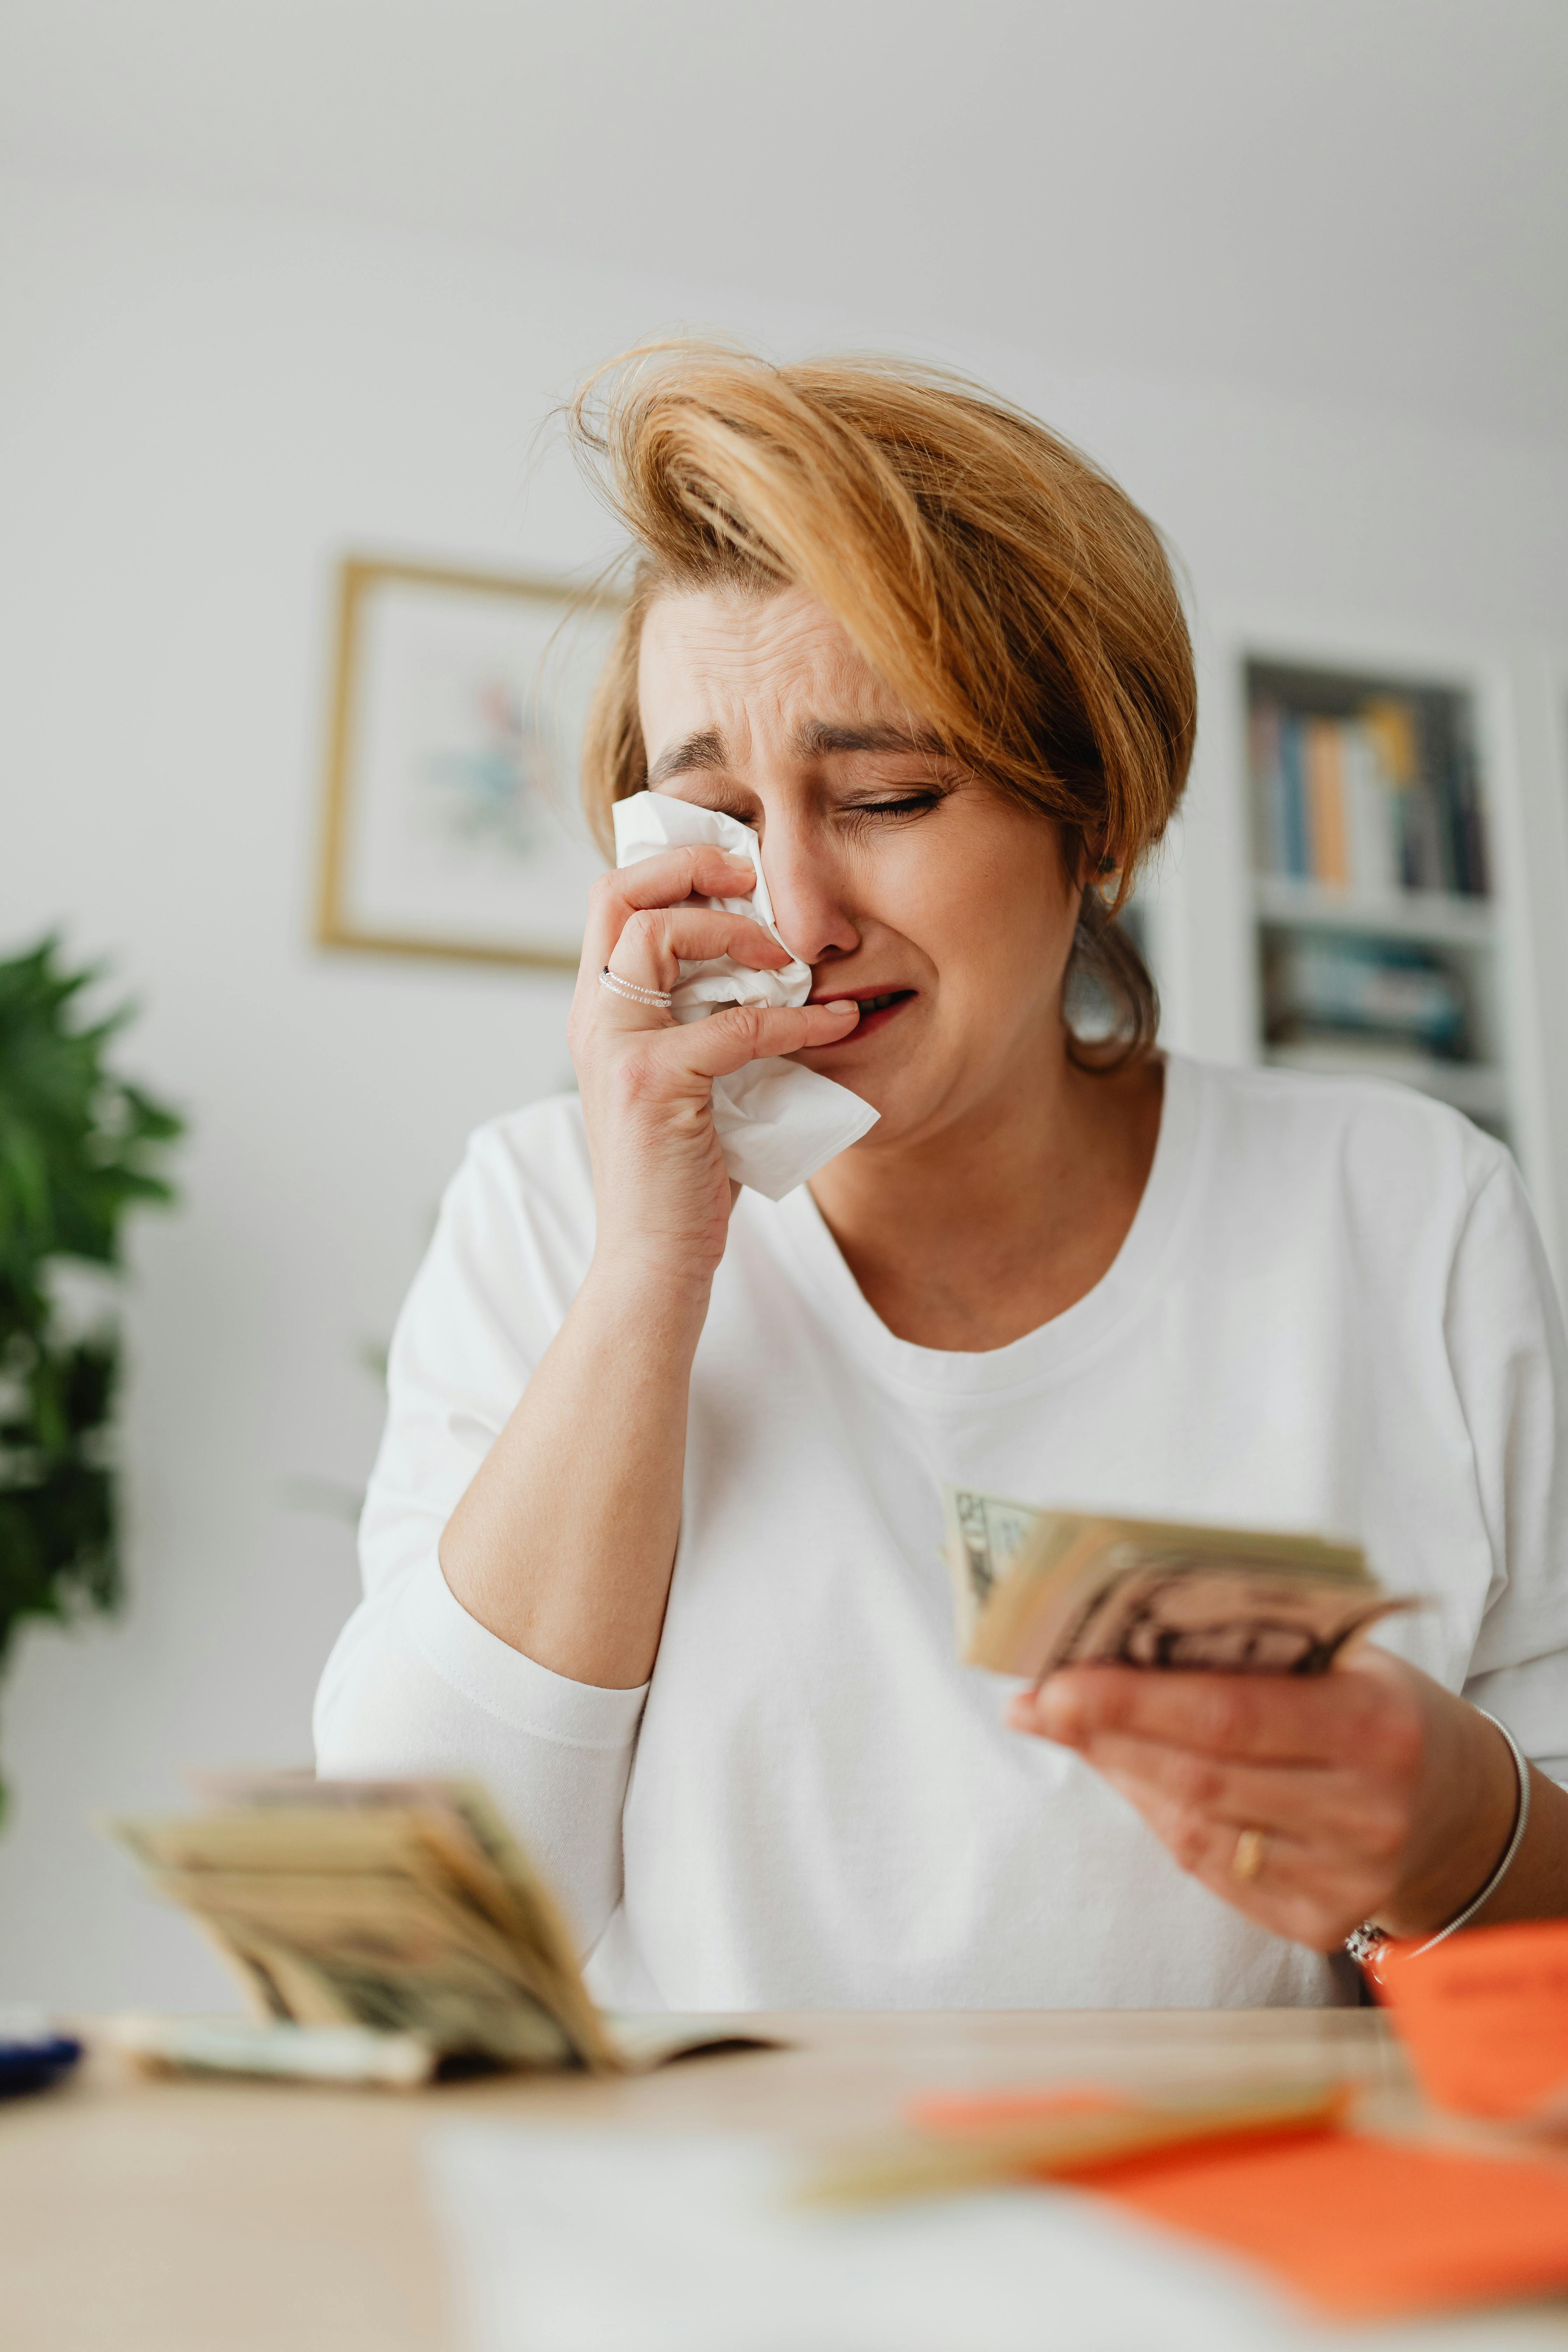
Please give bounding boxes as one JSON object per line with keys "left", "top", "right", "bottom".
{"left": 316, "top": 555, "right": 622, "bottom": 970}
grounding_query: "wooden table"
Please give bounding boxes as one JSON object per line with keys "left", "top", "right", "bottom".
{"left": 0, "top": 2008, "right": 1413, "bottom": 2352}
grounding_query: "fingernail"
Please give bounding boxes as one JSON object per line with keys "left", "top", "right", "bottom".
{"left": 824, "top": 998, "right": 859, "bottom": 1017}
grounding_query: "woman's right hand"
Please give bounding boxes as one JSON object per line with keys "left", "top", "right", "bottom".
{"left": 441, "top": 840, "right": 856, "bottom": 1683}
{"left": 567, "top": 844, "right": 859, "bottom": 1289}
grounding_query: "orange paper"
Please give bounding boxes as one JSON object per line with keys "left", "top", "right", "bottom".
{"left": 912, "top": 2086, "right": 1568, "bottom": 2319}
{"left": 1372, "top": 1918, "right": 1568, "bottom": 2119}
{"left": 1093, "top": 2129, "right": 1568, "bottom": 2319}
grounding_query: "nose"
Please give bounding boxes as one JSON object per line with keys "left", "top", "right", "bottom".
{"left": 759, "top": 820, "right": 860, "bottom": 967}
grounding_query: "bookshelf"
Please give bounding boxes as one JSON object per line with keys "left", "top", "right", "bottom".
{"left": 1250, "top": 877, "right": 1494, "bottom": 949}
{"left": 1245, "top": 656, "right": 1508, "bottom": 1142}
{"left": 1146, "top": 619, "right": 1568, "bottom": 1284}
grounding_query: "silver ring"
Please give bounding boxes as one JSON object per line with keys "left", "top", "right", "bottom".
{"left": 598, "top": 965, "right": 673, "bottom": 1010}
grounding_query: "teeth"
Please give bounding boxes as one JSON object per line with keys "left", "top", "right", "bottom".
{"left": 863, "top": 993, "right": 897, "bottom": 1012}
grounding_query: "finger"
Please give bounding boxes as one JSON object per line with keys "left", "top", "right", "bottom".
{"left": 1020, "top": 1662, "right": 1400, "bottom": 1768}
{"left": 669, "top": 998, "right": 860, "bottom": 1078}
{"left": 1128, "top": 1778, "right": 1315, "bottom": 1877}
{"left": 1126, "top": 1786, "right": 1380, "bottom": 1951}
{"left": 583, "top": 849, "right": 756, "bottom": 971}
{"left": 607, "top": 906, "right": 792, "bottom": 998}
{"left": 1052, "top": 1728, "right": 1408, "bottom": 1860}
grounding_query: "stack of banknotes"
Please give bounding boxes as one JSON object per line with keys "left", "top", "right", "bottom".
{"left": 941, "top": 1486, "right": 1411, "bottom": 1679}
{"left": 111, "top": 1774, "right": 632, "bottom": 2073}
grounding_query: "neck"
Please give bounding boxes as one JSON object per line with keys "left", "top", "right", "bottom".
{"left": 808, "top": 1042, "right": 1165, "bottom": 1351}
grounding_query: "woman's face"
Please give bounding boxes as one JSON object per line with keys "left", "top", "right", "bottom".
{"left": 636, "top": 584, "right": 1084, "bottom": 1147}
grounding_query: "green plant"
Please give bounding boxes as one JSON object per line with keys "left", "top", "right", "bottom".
{"left": 0, "top": 938, "right": 183, "bottom": 1815}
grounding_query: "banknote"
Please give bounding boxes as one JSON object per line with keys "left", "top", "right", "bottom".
{"left": 120, "top": 1787, "right": 607, "bottom": 2065}
{"left": 941, "top": 1485, "right": 1413, "bottom": 1680}
{"left": 111, "top": 1774, "right": 768, "bottom": 2074}
{"left": 110, "top": 1802, "right": 602, "bottom": 2069}
{"left": 196, "top": 1918, "right": 576, "bottom": 2066}
{"left": 109, "top": 2015, "right": 441, "bottom": 2088}
{"left": 941, "top": 1485, "right": 1045, "bottom": 1644}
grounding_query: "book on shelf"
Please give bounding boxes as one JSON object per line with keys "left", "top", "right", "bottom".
{"left": 1250, "top": 689, "right": 1489, "bottom": 901}
{"left": 1303, "top": 717, "right": 1349, "bottom": 889}
{"left": 1262, "top": 933, "right": 1469, "bottom": 1059}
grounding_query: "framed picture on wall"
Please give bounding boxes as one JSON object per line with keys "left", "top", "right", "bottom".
{"left": 317, "top": 556, "right": 623, "bottom": 969}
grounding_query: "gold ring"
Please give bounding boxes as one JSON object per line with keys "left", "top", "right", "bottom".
{"left": 1231, "top": 1827, "right": 1267, "bottom": 1883}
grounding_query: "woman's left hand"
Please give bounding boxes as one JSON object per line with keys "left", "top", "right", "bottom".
{"left": 1008, "top": 1649, "right": 1520, "bottom": 1949}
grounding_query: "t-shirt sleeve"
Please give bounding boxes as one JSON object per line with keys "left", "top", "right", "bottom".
{"left": 312, "top": 1114, "right": 648, "bottom": 1955}
{"left": 1449, "top": 1158, "right": 1568, "bottom": 1784}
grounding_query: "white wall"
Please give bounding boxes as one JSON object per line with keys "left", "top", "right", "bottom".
{"left": 6, "top": 0, "right": 1568, "bottom": 448}
{"left": 2, "top": 171, "right": 1567, "bottom": 2006}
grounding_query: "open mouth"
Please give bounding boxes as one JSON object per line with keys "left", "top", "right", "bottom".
{"left": 807, "top": 987, "right": 916, "bottom": 1044}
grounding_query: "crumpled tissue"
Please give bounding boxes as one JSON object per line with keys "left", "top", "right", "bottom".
{"left": 610, "top": 791, "right": 879, "bottom": 1199}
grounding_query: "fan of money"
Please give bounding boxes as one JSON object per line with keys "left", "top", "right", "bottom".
{"left": 941, "top": 1488, "right": 1413, "bottom": 1681}
{"left": 109, "top": 1773, "right": 765, "bottom": 2077}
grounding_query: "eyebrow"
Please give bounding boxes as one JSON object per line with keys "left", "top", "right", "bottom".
{"left": 645, "top": 730, "right": 729, "bottom": 791}
{"left": 794, "top": 720, "right": 951, "bottom": 762}
{"left": 644, "top": 718, "right": 950, "bottom": 790}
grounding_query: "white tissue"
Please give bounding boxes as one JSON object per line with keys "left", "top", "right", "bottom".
{"left": 610, "top": 791, "right": 879, "bottom": 1199}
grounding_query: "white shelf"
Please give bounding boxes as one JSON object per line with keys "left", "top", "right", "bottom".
{"left": 1253, "top": 876, "right": 1495, "bottom": 947}
{"left": 1264, "top": 1042, "right": 1509, "bottom": 1119}
{"left": 1168, "top": 612, "right": 1567, "bottom": 1279}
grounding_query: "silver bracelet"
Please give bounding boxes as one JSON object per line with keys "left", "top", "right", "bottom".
{"left": 1345, "top": 1707, "right": 1531, "bottom": 1964}
{"left": 598, "top": 965, "right": 673, "bottom": 1010}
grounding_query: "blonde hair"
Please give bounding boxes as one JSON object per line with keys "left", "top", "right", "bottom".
{"left": 568, "top": 342, "right": 1195, "bottom": 1064}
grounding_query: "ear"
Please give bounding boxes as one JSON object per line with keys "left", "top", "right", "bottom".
{"left": 1062, "top": 824, "right": 1114, "bottom": 889}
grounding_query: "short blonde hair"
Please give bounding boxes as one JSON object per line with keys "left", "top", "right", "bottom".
{"left": 569, "top": 343, "right": 1195, "bottom": 1062}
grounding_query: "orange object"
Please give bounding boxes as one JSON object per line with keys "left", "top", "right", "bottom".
{"left": 1304, "top": 716, "right": 1350, "bottom": 887}
{"left": 802, "top": 2084, "right": 1345, "bottom": 2213}
{"left": 1094, "top": 2129, "right": 1568, "bottom": 2320}
{"left": 911, "top": 2084, "right": 1568, "bottom": 2319}
{"left": 1371, "top": 1918, "right": 1568, "bottom": 2119}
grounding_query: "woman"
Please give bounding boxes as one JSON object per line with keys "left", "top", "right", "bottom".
{"left": 316, "top": 346, "right": 1568, "bottom": 2009}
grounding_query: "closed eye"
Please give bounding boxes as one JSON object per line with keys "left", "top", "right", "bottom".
{"left": 840, "top": 792, "right": 947, "bottom": 831}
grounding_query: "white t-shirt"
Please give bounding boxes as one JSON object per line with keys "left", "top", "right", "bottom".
{"left": 315, "top": 1054, "right": 1568, "bottom": 2011}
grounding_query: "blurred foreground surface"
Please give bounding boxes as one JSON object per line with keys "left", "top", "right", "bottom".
{"left": 9, "top": 2006, "right": 1568, "bottom": 2352}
